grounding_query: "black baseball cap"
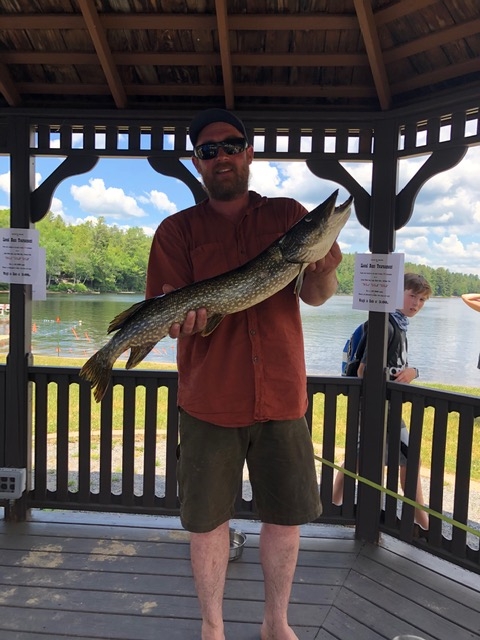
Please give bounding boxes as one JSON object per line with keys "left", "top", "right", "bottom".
{"left": 188, "top": 108, "right": 248, "bottom": 146}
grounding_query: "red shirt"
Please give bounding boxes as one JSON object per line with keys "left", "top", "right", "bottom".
{"left": 146, "top": 191, "right": 309, "bottom": 427}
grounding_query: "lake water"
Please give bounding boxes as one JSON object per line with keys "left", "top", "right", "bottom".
{"left": 0, "top": 293, "right": 478, "bottom": 391}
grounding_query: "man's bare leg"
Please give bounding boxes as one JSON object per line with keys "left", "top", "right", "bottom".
{"left": 260, "top": 523, "right": 300, "bottom": 640}
{"left": 190, "top": 521, "right": 230, "bottom": 640}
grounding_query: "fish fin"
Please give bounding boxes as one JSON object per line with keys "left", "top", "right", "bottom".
{"left": 126, "top": 344, "right": 157, "bottom": 369}
{"left": 293, "top": 265, "right": 308, "bottom": 296}
{"left": 202, "top": 314, "right": 225, "bottom": 336}
{"left": 107, "top": 297, "right": 160, "bottom": 334}
{"left": 79, "top": 349, "right": 113, "bottom": 403}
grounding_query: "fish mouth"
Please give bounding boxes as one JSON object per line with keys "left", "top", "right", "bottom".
{"left": 335, "top": 195, "right": 354, "bottom": 214}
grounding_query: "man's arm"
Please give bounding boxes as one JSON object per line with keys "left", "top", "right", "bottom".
{"left": 300, "top": 241, "right": 342, "bottom": 306}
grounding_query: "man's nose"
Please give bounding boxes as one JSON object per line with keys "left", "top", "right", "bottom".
{"left": 215, "top": 146, "right": 231, "bottom": 159}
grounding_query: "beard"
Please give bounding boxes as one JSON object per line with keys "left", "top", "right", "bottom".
{"left": 202, "top": 162, "right": 250, "bottom": 201}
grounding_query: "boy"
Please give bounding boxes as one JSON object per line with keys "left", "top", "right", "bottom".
{"left": 333, "top": 273, "right": 432, "bottom": 530}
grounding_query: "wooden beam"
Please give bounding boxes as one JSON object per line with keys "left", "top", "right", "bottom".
{"left": 391, "top": 58, "right": 480, "bottom": 94}
{"left": 77, "top": 0, "right": 127, "bottom": 109}
{"left": 354, "top": 0, "right": 391, "bottom": 110}
{"left": 215, "top": 0, "right": 235, "bottom": 109}
{"left": 375, "top": 0, "right": 439, "bottom": 26}
{"left": 384, "top": 19, "right": 480, "bottom": 63}
{"left": 0, "top": 62, "right": 21, "bottom": 106}
{"left": 1, "top": 51, "right": 370, "bottom": 67}
{"left": 0, "top": 13, "right": 358, "bottom": 31}
{"left": 16, "top": 82, "right": 376, "bottom": 98}
{"left": 6, "top": 22, "right": 477, "bottom": 71}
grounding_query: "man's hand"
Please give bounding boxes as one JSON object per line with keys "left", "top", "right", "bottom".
{"left": 305, "top": 240, "right": 342, "bottom": 275}
{"left": 300, "top": 241, "right": 342, "bottom": 306}
{"left": 163, "top": 284, "right": 207, "bottom": 338}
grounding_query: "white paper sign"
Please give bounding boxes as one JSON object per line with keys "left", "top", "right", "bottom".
{"left": 0, "top": 228, "right": 39, "bottom": 285}
{"left": 353, "top": 253, "right": 404, "bottom": 311}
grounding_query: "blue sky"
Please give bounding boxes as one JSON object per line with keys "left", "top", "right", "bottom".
{"left": 0, "top": 142, "right": 479, "bottom": 276}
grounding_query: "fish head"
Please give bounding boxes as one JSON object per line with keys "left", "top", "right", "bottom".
{"left": 279, "top": 190, "right": 353, "bottom": 264}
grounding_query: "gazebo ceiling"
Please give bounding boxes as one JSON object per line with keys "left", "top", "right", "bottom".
{"left": 0, "top": 0, "right": 479, "bottom": 114}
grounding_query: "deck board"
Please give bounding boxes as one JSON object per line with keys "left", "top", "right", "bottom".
{"left": 0, "top": 510, "right": 479, "bottom": 640}
{"left": 351, "top": 555, "right": 480, "bottom": 630}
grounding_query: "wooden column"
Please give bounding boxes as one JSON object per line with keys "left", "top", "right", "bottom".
{"left": 4, "top": 116, "right": 35, "bottom": 521}
{"left": 355, "top": 118, "right": 398, "bottom": 542}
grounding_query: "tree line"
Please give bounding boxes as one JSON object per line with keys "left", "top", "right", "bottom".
{"left": 0, "top": 210, "right": 479, "bottom": 296}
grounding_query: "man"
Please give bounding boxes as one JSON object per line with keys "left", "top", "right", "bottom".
{"left": 146, "top": 108, "right": 342, "bottom": 640}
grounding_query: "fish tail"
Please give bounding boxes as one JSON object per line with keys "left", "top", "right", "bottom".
{"left": 126, "top": 344, "right": 157, "bottom": 369}
{"left": 79, "top": 349, "right": 114, "bottom": 403}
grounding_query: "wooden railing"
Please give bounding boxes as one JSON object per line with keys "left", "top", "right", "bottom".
{"left": 383, "top": 381, "right": 480, "bottom": 569}
{"left": 2, "top": 364, "right": 479, "bottom": 573}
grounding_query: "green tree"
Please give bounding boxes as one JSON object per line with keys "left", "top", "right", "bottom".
{"left": 37, "top": 212, "right": 72, "bottom": 286}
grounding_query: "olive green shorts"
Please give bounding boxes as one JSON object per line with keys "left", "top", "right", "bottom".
{"left": 177, "top": 410, "right": 322, "bottom": 533}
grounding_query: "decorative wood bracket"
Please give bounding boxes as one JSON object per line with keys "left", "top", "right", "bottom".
{"left": 148, "top": 157, "right": 206, "bottom": 204}
{"left": 395, "top": 146, "right": 468, "bottom": 229}
{"left": 308, "top": 147, "right": 468, "bottom": 233}
{"left": 306, "top": 158, "right": 371, "bottom": 228}
{"left": 30, "top": 155, "right": 99, "bottom": 223}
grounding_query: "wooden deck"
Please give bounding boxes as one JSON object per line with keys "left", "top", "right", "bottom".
{"left": 0, "top": 510, "right": 479, "bottom": 640}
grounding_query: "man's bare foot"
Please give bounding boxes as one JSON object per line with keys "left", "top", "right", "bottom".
{"left": 260, "top": 621, "right": 299, "bottom": 640}
{"left": 201, "top": 621, "right": 225, "bottom": 640}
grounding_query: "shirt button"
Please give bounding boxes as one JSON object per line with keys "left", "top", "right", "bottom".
{"left": 250, "top": 329, "right": 256, "bottom": 335}
{"left": 253, "top": 356, "right": 258, "bottom": 363}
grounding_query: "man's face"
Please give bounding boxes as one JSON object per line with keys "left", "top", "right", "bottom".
{"left": 192, "top": 122, "right": 253, "bottom": 201}
{"left": 400, "top": 288, "right": 429, "bottom": 317}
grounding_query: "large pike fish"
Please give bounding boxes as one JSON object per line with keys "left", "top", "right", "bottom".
{"left": 80, "top": 190, "right": 352, "bottom": 401}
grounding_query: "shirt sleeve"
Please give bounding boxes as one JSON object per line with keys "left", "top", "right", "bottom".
{"left": 145, "top": 214, "right": 193, "bottom": 298}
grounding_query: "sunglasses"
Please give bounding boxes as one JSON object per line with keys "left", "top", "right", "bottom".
{"left": 194, "top": 137, "right": 248, "bottom": 160}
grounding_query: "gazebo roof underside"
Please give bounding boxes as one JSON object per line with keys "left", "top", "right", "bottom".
{"left": 0, "top": 0, "right": 479, "bottom": 116}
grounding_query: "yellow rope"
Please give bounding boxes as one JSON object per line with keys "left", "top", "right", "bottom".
{"left": 316, "top": 454, "right": 480, "bottom": 538}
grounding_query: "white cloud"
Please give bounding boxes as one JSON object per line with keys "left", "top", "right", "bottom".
{"left": 249, "top": 161, "right": 283, "bottom": 195}
{"left": 0, "top": 171, "right": 10, "bottom": 196}
{"left": 50, "top": 196, "right": 65, "bottom": 217}
{"left": 70, "top": 178, "right": 146, "bottom": 219}
{"left": 148, "top": 190, "right": 178, "bottom": 215}
{"left": 141, "top": 225, "right": 156, "bottom": 237}
{"left": 432, "top": 234, "right": 466, "bottom": 256}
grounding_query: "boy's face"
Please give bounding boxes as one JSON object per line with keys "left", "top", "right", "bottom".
{"left": 400, "top": 288, "right": 429, "bottom": 318}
